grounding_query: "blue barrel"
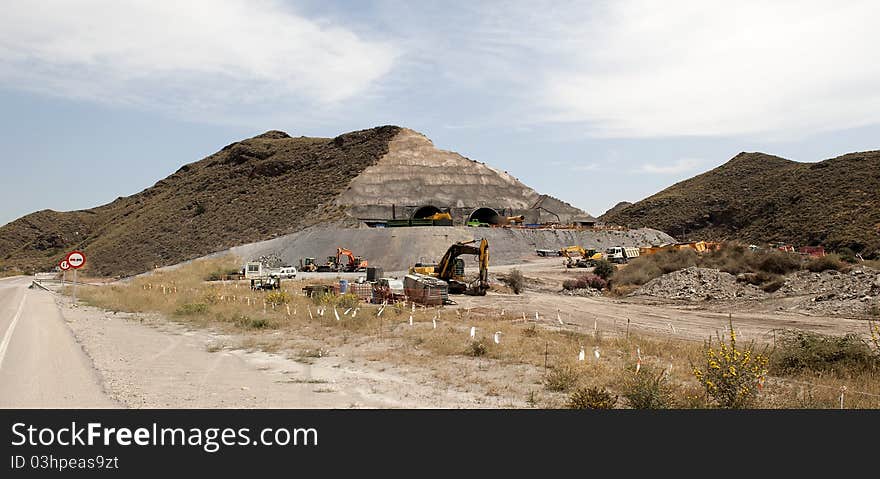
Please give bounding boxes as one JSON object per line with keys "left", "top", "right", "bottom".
{"left": 339, "top": 280, "right": 348, "bottom": 294}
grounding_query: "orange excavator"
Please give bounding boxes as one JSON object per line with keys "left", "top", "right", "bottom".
{"left": 336, "top": 247, "right": 368, "bottom": 272}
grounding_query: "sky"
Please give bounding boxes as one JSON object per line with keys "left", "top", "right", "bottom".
{"left": 2, "top": 0, "right": 879, "bottom": 226}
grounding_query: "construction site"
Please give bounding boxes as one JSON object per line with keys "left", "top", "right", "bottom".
{"left": 5, "top": 126, "right": 880, "bottom": 410}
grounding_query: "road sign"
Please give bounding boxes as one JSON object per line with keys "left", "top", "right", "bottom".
{"left": 66, "top": 251, "right": 86, "bottom": 269}
{"left": 59, "top": 260, "right": 70, "bottom": 271}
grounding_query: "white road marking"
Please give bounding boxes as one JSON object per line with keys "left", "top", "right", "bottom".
{"left": 0, "top": 292, "right": 27, "bottom": 371}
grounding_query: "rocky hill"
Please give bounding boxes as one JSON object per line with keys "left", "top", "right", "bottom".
{"left": 602, "top": 151, "right": 880, "bottom": 257}
{"left": 0, "top": 127, "right": 402, "bottom": 276}
{"left": 0, "top": 126, "right": 594, "bottom": 277}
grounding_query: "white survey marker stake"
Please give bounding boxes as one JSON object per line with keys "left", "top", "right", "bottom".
{"left": 65, "top": 250, "right": 86, "bottom": 269}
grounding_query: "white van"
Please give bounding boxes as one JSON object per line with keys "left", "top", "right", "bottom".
{"left": 278, "top": 266, "right": 297, "bottom": 279}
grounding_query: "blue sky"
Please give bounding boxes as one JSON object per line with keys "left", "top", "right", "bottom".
{"left": 2, "top": 0, "right": 879, "bottom": 226}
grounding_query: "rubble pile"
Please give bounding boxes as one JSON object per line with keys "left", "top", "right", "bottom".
{"left": 775, "top": 267, "right": 880, "bottom": 317}
{"left": 561, "top": 288, "right": 604, "bottom": 297}
{"left": 633, "top": 267, "right": 764, "bottom": 301}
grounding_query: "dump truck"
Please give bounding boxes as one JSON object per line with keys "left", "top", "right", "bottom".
{"left": 605, "top": 246, "right": 640, "bottom": 264}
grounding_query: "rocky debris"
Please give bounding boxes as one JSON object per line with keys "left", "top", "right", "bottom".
{"left": 561, "top": 288, "right": 603, "bottom": 297}
{"left": 252, "top": 253, "right": 284, "bottom": 268}
{"left": 633, "top": 267, "right": 764, "bottom": 301}
{"left": 774, "top": 267, "right": 880, "bottom": 317}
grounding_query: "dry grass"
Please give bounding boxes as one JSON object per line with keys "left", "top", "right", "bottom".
{"left": 75, "top": 256, "right": 880, "bottom": 408}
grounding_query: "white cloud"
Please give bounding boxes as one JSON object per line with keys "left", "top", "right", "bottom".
{"left": 538, "top": 0, "right": 880, "bottom": 138}
{"left": 635, "top": 158, "right": 702, "bottom": 174}
{"left": 0, "top": 0, "right": 397, "bottom": 118}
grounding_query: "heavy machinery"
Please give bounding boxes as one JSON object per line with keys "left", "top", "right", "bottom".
{"left": 560, "top": 246, "right": 604, "bottom": 268}
{"left": 413, "top": 238, "right": 489, "bottom": 295}
{"left": 605, "top": 246, "right": 640, "bottom": 264}
{"left": 299, "top": 257, "right": 318, "bottom": 272}
{"left": 336, "top": 248, "right": 368, "bottom": 272}
{"left": 505, "top": 215, "right": 525, "bottom": 225}
{"left": 424, "top": 211, "right": 453, "bottom": 221}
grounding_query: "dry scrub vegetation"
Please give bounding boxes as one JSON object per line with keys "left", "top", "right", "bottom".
{"left": 77, "top": 256, "right": 880, "bottom": 408}
{"left": 611, "top": 244, "right": 851, "bottom": 294}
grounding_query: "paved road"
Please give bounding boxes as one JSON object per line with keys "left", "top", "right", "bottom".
{"left": 0, "top": 276, "right": 117, "bottom": 408}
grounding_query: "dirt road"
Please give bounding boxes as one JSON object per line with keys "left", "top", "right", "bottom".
{"left": 477, "top": 258, "right": 874, "bottom": 343}
{"left": 0, "top": 276, "right": 117, "bottom": 408}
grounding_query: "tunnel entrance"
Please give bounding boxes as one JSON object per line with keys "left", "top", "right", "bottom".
{"left": 412, "top": 205, "right": 443, "bottom": 219}
{"left": 468, "top": 207, "right": 502, "bottom": 226}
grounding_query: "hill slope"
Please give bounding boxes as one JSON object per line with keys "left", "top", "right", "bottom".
{"left": 602, "top": 151, "right": 880, "bottom": 256}
{"left": 0, "top": 126, "right": 592, "bottom": 277}
{"left": 0, "top": 127, "right": 402, "bottom": 276}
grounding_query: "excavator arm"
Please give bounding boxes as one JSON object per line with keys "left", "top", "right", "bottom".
{"left": 436, "top": 238, "right": 489, "bottom": 295}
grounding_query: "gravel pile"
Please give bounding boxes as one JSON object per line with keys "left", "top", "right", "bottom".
{"left": 775, "top": 267, "right": 880, "bottom": 317}
{"left": 561, "top": 288, "right": 603, "bottom": 297}
{"left": 633, "top": 267, "right": 764, "bottom": 301}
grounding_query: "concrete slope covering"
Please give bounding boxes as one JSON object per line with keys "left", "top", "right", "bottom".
{"left": 339, "top": 128, "right": 539, "bottom": 210}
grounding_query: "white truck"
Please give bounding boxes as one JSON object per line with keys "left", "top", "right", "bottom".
{"left": 605, "top": 246, "right": 640, "bottom": 264}
{"left": 244, "top": 261, "right": 282, "bottom": 290}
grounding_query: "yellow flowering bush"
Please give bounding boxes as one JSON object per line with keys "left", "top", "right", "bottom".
{"left": 692, "top": 319, "right": 769, "bottom": 408}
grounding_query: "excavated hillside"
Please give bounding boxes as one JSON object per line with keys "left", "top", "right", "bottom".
{"left": 0, "top": 126, "right": 600, "bottom": 277}
{"left": 602, "top": 151, "right": 880, "bottom": 256}
{"left": 0, "top": 127, "right": 402, "bottom": 276}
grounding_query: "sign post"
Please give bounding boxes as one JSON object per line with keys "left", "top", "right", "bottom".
{"left": 59, "top": 259, "right": 70, "bottom": 288}
{"left": 65, "top": 251, "right": 86, "bottom": 306}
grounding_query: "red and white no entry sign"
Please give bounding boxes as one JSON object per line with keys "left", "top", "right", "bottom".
{"left": 66, "top": 251, "right": 86, "bottom": 269}
{"left": 59, "top": 260, "right": 70, "bottom": 271}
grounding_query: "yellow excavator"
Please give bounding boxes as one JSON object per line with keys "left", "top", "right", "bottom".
{"left": 560, "top": 245, "right": 603, "bottom": 268}
{"left": 409, "top": 238, "right": 489, "bottom": 295}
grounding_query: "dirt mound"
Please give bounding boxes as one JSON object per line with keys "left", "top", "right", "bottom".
{"left": 774, "top": 267, "right": 880, "bottom": 317}
{"left": 633, "top": 267, "right": 764, "bottom": 301}
{"left": 602, "top": 151, "right": 880, "bottom": 257}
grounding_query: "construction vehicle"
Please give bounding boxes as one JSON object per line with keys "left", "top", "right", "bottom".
{"left": 335, "top": 247, "right": 368, "bottom": 272}
{"left": 299, "top": 257, "right": 318, "bottom": 272}
{"left": 243, "top": 261, "right": 282, "bottom": 290}
{"left": 500, "top": 215, "right": 525, "bottom": 226}
{"left": 424, "top": 211, "right": 453, "bottom": 221}
{"left": 435, "top": 238, "right": 490, "bottom": 295}
{"left": 605, "top": 246, "right": 640, "bottom": 264}
{"left": 561, "top": 246, "right": 604, "bottom": 268}
{"left": 316, "top": 256, "right": 338, "bottom": 273}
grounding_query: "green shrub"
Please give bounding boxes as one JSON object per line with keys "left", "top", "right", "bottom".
{"left": 234, "top": 314, "right": 276, "bottom": 330}
{"left": 465, "top": 340, "right": 488, "bottom": 357}
{"left": 175, "top": 303, "right": 209, "bottom": 315}
{"left": 805, "top": 255, "right": 846, "bottom": 273}
{"left": 770, "top": 330, "right": 878, "bottom": 376}
{"left": 692, "top": 321, "right": 769, "bottom": 409}
{"left": 544, "top": 366, "right": 578, "bottom": 392}
{"left": 837, "top": 247, "right": 857, "bottom": 263}
{"left": 566, "top": 386, "right": 617, "bottom": 409}
{"left": 620, "top": 366, "right": 675, "bottom": 409}
{"left": 592, "top": 259, "right": 616, "bottom": 280}
{"left": 612, "top": 259, "right": 663, "bottom": 286}
{"left": 755, "top": 251, "right": 801, "bottom": 275}
{"left": 503, "top": 269, "right": 525, "bottom": 294}
{"left": 336, "top": 293, "right": 360, "bottom": 309}
{"left": 265, "top": 291, "right": 291, "bottom": 306}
